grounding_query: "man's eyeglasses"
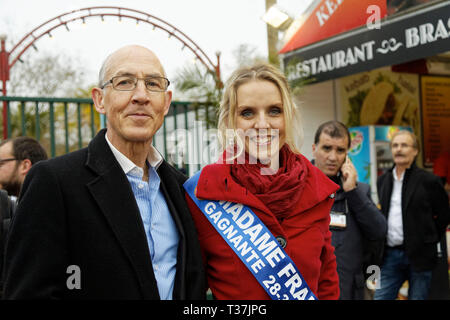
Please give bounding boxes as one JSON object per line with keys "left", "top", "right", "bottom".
{"left": 0, "top": 158, "right": 17, "bottom": 167}
{"left": 100, "top": 75, "right": 170, "bottom": 92}
{"left": 392, "top": 143, "right": 414, "bottom": 149}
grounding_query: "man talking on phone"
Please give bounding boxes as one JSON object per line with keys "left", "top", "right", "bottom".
{"left": 312, "top": 121, "right": 387, "bottom": 299}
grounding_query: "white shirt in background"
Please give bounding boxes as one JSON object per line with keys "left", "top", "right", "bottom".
{"left": 387, "top": 166, "right": 405, "bottom": 247}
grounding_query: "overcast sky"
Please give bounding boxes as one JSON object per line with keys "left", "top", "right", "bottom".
{"left": 0, "top": 0, "right": 313, "bottom": 97}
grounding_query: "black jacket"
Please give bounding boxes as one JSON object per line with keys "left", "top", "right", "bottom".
{"left": 330, "top": 177, "right": 387, "bottom": 300}
{"left": 0, "top": 190, "right": 16, "bottom": 296}
{"left": 2, "top": 129, "right": 206, "bottom": 299}
{"left": 377, "top": 163, "right": 450, "bottom": 272}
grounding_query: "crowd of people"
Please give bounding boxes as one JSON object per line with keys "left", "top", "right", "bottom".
{"left": 0, "top": 44, "right": 448, "bottom": 300}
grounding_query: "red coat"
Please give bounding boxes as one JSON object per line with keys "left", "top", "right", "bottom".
{"left": 186, "top": 155, "right": 340, "bottom": 300}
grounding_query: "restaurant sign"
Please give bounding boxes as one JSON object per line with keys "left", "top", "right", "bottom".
{"left": 283, "top": 1, "right": 450, "bottom": 84}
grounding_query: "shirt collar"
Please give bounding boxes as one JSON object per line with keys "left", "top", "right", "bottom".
{"left": 105, "top": 134, "right": 163, "bottom": 175}
{"left": 393, "top": 166, "right": 405, "bottom": 182}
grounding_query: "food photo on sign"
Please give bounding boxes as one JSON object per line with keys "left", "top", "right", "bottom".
{"left": 341, "top": 67, "right": 421, "bottom": 137}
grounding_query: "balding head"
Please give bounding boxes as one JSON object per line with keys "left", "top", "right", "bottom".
{"left": 91, "top": 44, "right": 172, "bottom": 155}
{"left": 98, "top": 45, "right": 166, "bottom": 87}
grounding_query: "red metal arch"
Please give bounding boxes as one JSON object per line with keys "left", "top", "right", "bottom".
{"left": 8, "top": 6, "right": 221, "bottom": 78}
{"left": 0, "top": 6, "right": 222, "bottom": 139}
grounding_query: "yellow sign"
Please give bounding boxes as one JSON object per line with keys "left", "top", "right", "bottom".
{"left": 420, "top": 76, "right": 450, "bottom": 166}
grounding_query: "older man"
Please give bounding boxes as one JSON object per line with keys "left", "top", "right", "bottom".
{"left": 375, "top": 130, "right": 450, "bottom": 300}
{"left": 3, "top": 45, "right": 206, "bottom": 299}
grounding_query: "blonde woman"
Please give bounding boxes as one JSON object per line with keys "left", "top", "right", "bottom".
{"left": 185, "top": 64, "right": 339, "bottom": 300}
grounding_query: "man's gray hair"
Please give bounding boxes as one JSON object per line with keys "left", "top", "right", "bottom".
{"left": 98, "top": 53, "right": 113, "bottom": 87}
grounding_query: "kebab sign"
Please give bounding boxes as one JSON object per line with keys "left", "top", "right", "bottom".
{"left": 340, "top": 68, "right": 420, "bottom": 133}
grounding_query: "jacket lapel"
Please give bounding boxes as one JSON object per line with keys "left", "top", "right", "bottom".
{"left": 402, "top": 164, "right": 420, "bottom": 215}
{"left": 157, "top": 162, "right": 187, "bottom": 300}
{"left": 85, "top": 129, "right": 159, "bottom": 299}
{"left": 378, "top": 171, "right": 393, "bottom": 217}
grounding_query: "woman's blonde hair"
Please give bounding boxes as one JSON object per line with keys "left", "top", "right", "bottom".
{"left": 217, "top": 63, "right": 303, "bottom": 155}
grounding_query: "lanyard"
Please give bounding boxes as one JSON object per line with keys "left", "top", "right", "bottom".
{"left": 184, "top": 171, "right": 317, "bottom": 300}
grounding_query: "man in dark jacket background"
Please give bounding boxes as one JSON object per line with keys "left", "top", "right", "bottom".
{"left": 0, "top": 137, "right": 47, "bottom": 296}
{"left": 375, "top": 130, "right": 450, "bottom": 300}
{"left": 312, "top": 121, "right": 387, "bottom": 299}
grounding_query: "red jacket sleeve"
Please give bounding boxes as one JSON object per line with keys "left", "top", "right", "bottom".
{"left": 185, "top": 192, "right": 212, "bottom": 278}
{"left": 317, "top": 203, "right": 340, "bottom": 300}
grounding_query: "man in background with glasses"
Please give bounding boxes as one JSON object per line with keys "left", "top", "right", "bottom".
{"left": 0, "top": 137, "right": 47, "bottom": 198}
{"left": 375, "top": 130, "right": 450, "bottom": 300}
{"left": 3, "top": 45, "right": 206, "bottom": 300}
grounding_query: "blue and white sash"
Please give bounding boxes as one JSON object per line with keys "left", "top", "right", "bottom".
{"left": 184, "top": 171, "right": 317, "bottom": 300}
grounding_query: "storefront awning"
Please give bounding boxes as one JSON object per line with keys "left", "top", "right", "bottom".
{"left": 282, "top": 1, "right": 450, "bottom": 84}
{"left": 279, "top": 0, "right": 387, "bottom": 54}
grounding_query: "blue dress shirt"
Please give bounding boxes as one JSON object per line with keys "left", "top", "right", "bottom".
{"left": 105, "top": 135, "right": 179, "bottom": 300}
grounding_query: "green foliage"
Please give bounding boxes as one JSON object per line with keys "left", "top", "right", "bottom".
{"left": 174, "top": 63, "right": 222, "bottom": 128}
{"left": 232, "top": 44, "right": 266, "bottom": 68}
{"left": 2, "top": 48, "right": 98, "bottom": 156}
{"left": 346, "top": 89, "right": 369, "bottom": 127}
{"left": 8, "top": 50, "right": 86, "bottom": 97}
{"left": 173, "top": 44, "right": 272, "bottom": 128}
{"left": 2, "top": 96, "right": 99, "bottom": 157}
{"left": 7, "top": 102, "right": 49, "bottom": 138}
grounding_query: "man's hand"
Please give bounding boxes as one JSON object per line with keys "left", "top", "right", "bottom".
{"left": 444, "top": 182, "right": 450, "bottom": 193}
{"left": 342, "top": 156, "right": 357, "bottom": 192}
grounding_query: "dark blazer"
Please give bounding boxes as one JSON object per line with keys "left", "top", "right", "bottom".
{"left": 2, "top": 129, "right": 206, "bottom": 299}
{"left": 377, "top": 163, "right": 450, "bottom": 272}
{"left": 330, "top": 179, "right": 386, "bottom": 300}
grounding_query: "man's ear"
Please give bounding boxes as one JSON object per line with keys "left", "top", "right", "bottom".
{"left": 312, "top": 143, "right": 316, "bottom": 153}
{"left": 163, "top": 90, "right": 172, "bottom": 116}
{"left": 92, "top": 87, "right": 106, "bottom": 114}
{"left": 19, "top": 159, "right": 32, "bottom": 176}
